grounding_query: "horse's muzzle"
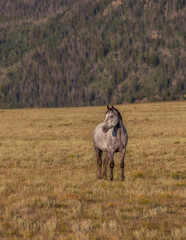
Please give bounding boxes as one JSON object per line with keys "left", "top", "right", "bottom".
{"left": 102, "top": 126, "right": 109, "bottom": 133}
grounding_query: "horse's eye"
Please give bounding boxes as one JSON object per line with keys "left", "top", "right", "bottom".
{"left": 111, "top": 116, "right": 114, "bottom": 118}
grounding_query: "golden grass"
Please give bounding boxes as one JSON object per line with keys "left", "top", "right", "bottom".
{"left": 0, "top": 102, "right": 186, "bottom": 239}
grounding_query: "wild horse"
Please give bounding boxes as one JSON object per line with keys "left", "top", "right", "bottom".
{"left": 93, "top": 105, "right": 128, "bottom": 181}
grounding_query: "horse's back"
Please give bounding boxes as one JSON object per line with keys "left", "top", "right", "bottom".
{"left": 122, "top": 124, "right": 128, "bottom": 148}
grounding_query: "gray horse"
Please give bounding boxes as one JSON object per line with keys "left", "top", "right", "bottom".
{"left": 93, "top": 105, "right": 128, "bottom": 181}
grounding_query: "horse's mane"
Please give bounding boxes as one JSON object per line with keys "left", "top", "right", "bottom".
{"left": 116, "top": 109, "right": 123, "bottom": 122}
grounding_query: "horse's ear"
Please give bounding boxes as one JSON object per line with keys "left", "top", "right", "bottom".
{"left": 112, "top": 105, "right": 115, "bottom": 110}
{"left": 107, "top": 105, "right": 111, "bottom": 110}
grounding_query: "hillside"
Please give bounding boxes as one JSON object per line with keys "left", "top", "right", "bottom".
{"left": 0, "top": 0, "right": 185, "bottom": 108}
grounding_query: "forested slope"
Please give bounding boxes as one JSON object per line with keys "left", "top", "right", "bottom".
{"left": 0, "top": 0, "right": 185, "bottom": 107}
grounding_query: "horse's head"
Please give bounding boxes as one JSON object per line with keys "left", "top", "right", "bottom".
{"left": 102, "top": 105, "right": 121, "bottom": 133}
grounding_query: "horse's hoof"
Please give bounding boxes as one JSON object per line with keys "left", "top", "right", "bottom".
{"left": 110, "top": 177, "right": 113, "bottom": 181}
{"left": 103, "top": 175, "right": 107, "bottom": 180}
{"left": 121, "top": 177, "right": 125, "bottom": 181}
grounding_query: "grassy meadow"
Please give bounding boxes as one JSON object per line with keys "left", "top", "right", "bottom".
{"left": 0, "top": 101, "right": 186, "bottom": 239}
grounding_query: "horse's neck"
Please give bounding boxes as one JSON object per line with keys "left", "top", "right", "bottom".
{"left": 117, "top": 118, "right": 123, "bottom": 129}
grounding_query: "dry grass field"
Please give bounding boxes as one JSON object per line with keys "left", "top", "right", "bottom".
{"left": 0, "top": 102, "right": 186, "bottom": 240}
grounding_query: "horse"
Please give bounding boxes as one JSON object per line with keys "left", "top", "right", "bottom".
{"left": 93, "top": 105, "right": 128, "bottom": 181}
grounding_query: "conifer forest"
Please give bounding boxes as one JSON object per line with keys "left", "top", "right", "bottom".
{"left": 0, "top": 0, "right": 185, "bottom": 108}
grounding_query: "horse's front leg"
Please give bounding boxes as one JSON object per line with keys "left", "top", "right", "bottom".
{"left": 109, "top": 153, "right": 114, "bottom": 181}
{"left": 120, "top": 148, "right": 126, "bottom": 181}
{"left": 95, "top": 146, "right": 103, "bottom": 179}
{"left": 103, "top": 154, "right": 109, "bottom": 180}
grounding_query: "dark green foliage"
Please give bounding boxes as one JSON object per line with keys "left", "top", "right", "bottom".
{"left": 0, "top": 0, "right": 185, "bottom": 108}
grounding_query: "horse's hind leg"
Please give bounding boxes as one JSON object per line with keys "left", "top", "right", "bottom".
{"left": 103, "top": 154, "right": 109, "bottom": 180}
{"left": 94, "top": 146, "right": 103, "bottom": 179}
{"left": 120, "top": 148, "right": 126, "bottom": 181}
